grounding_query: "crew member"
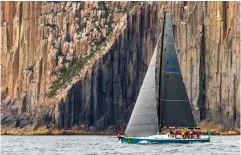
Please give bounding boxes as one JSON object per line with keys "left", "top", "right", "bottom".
{"left": 117, "top": 133, "right": 122, "bottom": 140}
{"left": 175, "top": 130, "right": 179, "bottom": 138}
{"left": 184, "top": 131, "right": 189, "bottom": 139}
{"left": 181, "top": 130, "right": 185, "bottom": 139}
{"left": 196, "top": 131, "right": 200, "bottom": 139}
{"left": 189, "top": 131, "right": 194, "bottom": 139}
{"left": 208, "top": 129, "right": 212, "bottom": 136}
{"left": 170, "top": 130, "right": 174, "bottom": 137}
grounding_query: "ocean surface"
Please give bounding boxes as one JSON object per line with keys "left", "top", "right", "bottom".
{"left": 1, "top": 135, "right": 240, "bottom": 155}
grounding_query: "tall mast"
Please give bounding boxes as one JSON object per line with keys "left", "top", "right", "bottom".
{"left": 158, "top": 13, "right": 166, "bottom": 131}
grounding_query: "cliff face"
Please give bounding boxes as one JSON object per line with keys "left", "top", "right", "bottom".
{"left": 1, "top": 1, "right": 240, "bottom": 132}
{"left": 1, "top": 1, "right": 164, "bottom": 131}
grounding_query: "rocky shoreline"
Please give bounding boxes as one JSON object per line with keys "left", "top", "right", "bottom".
{"left": 1, "top": 128, "right": 115, "bottom": 135}
{"left": 1, "top": 128, "right": 240, "bottom": 136}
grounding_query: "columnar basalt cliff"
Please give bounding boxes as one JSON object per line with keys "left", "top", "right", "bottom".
{"left": 1, "top": 1, "right": 165, "bottom": 131}
{"left": 1, "top": 1, "right": 240, "bottom": 133}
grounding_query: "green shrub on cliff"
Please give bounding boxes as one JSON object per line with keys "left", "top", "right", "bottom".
{"left": 57, "top": 66, "right": 67, "bottom": 75}
{"left": 47, "top": 37, "right": 107, "bottom": 98}
{"left": 45, "top": 23, "right": 58, "bottom": 29}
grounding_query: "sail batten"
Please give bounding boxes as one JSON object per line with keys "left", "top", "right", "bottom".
{"left": 125, "top": 34, "right": 162, "bottom": 137}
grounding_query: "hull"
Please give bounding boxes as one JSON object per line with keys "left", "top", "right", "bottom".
{"left": 120, "top": 135, "right": 210, "bottom": 144}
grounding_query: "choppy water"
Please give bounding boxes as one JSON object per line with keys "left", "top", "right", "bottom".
{"left": 1, "top": 135, "right": 240, "bottom": 155}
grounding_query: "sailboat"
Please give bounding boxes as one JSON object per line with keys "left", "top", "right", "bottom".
{"left": 119, "top": 13, "right": 210, "bottom": 144}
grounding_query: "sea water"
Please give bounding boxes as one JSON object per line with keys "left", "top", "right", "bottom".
{"left": 1, "top": 135, "right": 240, "bottom": 155}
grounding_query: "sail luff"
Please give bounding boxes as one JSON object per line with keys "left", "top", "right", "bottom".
{"left": 125, "top": 35, "right": 162, "bottom": 137}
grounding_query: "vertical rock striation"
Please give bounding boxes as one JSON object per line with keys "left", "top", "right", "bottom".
{"left": 1, "top": 2, "right": 165, "bottom": 131}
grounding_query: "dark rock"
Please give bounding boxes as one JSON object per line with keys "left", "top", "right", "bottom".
{"left": 96, "top": 116, "right": 107, "bottom": 130}
{"left": 19, "top": 119, "right": 28, "bottom": 128}
{"left": 72, "top": 124, "right": 80, "bottom": 130}
{"left": 2, "top": 115, "right": 18, "bottom": 128}
{"left": 107, "top": 125, "right": 115, "bottom": 131}
{"left": 2, "top": 96, "right": 11, "bottom": 106}
{"left": 32, "top": 119, "right": 41, "bottom": 130}
{"left": 79, "top": 124, "right": 86, "bottom": 129}
{"left": 18, "top": 113, "right": 31, "bottom": 128}
{"left": 17, "top": 93, "right": 27, "bottom": 115}
{"left": 89, "top": 126, "right": 96, "bottom": 131}
{"left": 9, "top": 104, "right": 18, "bottom": 115}
{"left": 51, "top": 123, "right": 59, "bottom": 129}
{"left": 19, "top": 112, "right": 31, "bottom": 120}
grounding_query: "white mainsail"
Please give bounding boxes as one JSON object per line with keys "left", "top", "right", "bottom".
{"left": 125, "top": 35, "right": 161, "bottom": 137}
